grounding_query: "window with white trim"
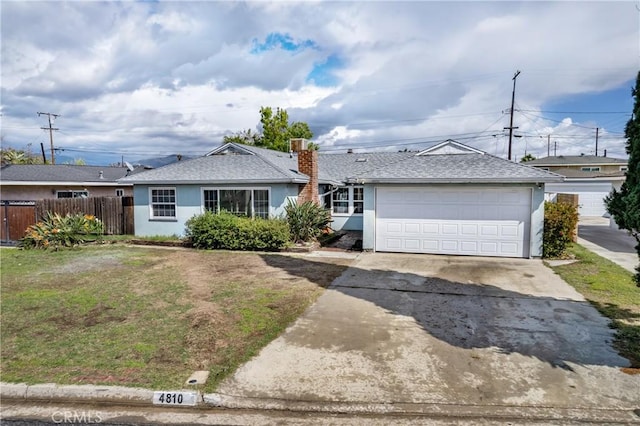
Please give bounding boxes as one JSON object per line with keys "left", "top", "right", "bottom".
{"left": 620, "top": 166, "right": 628, "bottom": 172}
{"left": 56, "top": 190, "right": 88, "bottom": 199}
{"left": 202, "top": 188, "right": 270, "bottom": 219}
{"left": 115, "top": 189, "right": 125, "bottom": 197}
{"left": 332, "top": 186, "right": 364, "bottom": 215}
{"left": 150, "top": 188, "right": 176, "bottom": 219}
{"left": 580, "top": 167, "right": 601, "bottom": 172}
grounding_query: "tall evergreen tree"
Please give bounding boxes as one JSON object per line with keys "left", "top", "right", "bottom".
{"left": 606, "top": 71, "right": 640, "bottom": 285}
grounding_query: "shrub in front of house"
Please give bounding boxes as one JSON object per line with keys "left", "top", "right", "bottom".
{"left": 20, "top": 212, "right": 104, "bottom": 250}
{"left": 185, "top": 210, "right": 290, "bottom": 251}
{"left": 285, "top": 200, "right": 332, "bottom": 243}
{"left": 543, "top": 201, "right": 579, "bottom": 258}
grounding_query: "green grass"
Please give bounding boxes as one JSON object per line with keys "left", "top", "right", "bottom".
{"left": 0, "top": 246, "right": 350, "bottom": 391}
{"left": 1, "top": 247, "right": 190, "bottom": 388}
{"left": 549, "top": 243, "right": 640, "bottom": 367}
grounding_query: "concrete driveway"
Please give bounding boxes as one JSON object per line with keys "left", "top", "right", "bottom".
{"left": 216, "top": 253, "right": 639, "bottom": 420}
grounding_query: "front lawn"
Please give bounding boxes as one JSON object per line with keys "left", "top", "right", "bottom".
{"left": 0, "top": 246, "right": 351, "bottom": 391}
{"left": 549, "top": 243, "right": 640, "bottom": 367}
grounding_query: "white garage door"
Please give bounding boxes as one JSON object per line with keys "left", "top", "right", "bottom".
{"left": 375, "top": 187, "right": 531, "bottom": 258}
{"left": 545, "top": 182, "right": 612, "bottom": 217}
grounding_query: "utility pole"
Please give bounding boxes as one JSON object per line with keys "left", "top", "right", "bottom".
{"left": 547, "top": 134, "right": 550, "bottom": 157}
{"left": 40, "top": 142, "right": 47, "bottom": 164}
{"left": 595, "top": 127, "right": 599, "bottom": 156}
{"left": 37, "top": 112, "right": 59, "bottom": 164}
{"left": 504, "top": 70, "right": 521, "bottom": 161}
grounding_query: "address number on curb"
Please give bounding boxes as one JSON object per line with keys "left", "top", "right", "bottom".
{"left": 152, "top": 391, "right": 198, "bottom": 406}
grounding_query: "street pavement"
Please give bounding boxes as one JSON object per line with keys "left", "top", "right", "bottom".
{"left": 578, "top": 217, "right": 638, "bottom": 273}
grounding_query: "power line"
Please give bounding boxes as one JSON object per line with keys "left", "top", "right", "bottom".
{"left": 516, "top": 109, "right": 628, "bottom": 114}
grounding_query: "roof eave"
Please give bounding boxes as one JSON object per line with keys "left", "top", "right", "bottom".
{"left": 348, "top": 177, "right": 564, "bottom": 184}
{"left": 562, "top": 176, "right": 626, "bottom": 182}
{"left": 120, "top": 178, "right": 309, "bottom": 185}
{"left": 1, "top": 181, "right": 131, "bottom": 186}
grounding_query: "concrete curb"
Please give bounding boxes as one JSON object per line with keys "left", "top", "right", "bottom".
{"left": 203, "top": 392, "right": 640, "bottom": 423}
{"left": 3, "top": 383, "right": 639, "bottom": 423}
{"left": 1, "top": 382, "right": 154, "bottom": 406}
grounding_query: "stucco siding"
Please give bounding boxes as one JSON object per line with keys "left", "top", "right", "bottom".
{"left": 331, "top": 215, "right": 364, "bottom": 231}
{"left": 133, "top": 183, "right": 299, "bottom": 237}
{"left": 1, "top": 185, "right": 132, "bottom": 201}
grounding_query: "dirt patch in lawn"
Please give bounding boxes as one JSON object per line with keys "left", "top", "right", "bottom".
{"left": 162, "top": 251, "right": 352, "bottom": 373}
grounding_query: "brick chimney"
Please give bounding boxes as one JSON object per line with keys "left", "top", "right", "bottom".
{"left": 297, "top": 149, "right": 319, "bottom": 204}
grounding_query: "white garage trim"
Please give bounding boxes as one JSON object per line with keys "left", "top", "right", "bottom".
{"left": 375, "top": 186, "right": 532, "bottom": 258}
{"left": 545, "top": 182, "right": 613, "bottom": 217}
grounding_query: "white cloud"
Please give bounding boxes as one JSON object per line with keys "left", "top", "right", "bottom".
{"left": 0, "top": 1, "right": 635, "bottom": 164}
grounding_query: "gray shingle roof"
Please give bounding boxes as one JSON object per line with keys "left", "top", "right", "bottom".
{"left": 526, "top": 155, "right": 627, "bottom": 166}
{"left": 544, "top": 167, "right": 626, "bottom": 179}
{"left": 118, "top": 141, "right": 563, "bottom": 185}
{"left": 348, "top": 153, "right": 563, "bottom": 183}
{"left": 318, "top": 152, "right": 414, "bottom": 183}
{"left": 0, "top": 164, "right": 130, "bottom": 183}
{"left": 120, "top": 144, "right": 308, "bottom": 184}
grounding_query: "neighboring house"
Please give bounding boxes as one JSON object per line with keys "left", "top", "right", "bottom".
{"left": 526, "top": 155, "right": 627, "bottom": 217}
{"left": 120, "top": 140, "right": 561, "bottom": 259}
{"left": 0, "top": 164, "right": 133, "bottom": 201}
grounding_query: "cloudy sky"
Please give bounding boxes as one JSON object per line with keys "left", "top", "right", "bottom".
{"left": 1, "top": 1, "right": 637, "bottom": 165}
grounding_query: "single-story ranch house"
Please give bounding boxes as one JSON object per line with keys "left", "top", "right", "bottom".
{"left": 0, "top": 164, "right": 133, "bottom": 201}
{"left": 119, "top": 140, "right": 563, "bottom": 258}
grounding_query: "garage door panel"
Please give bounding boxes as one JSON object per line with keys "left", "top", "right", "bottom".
{"left": 500, "top": 242, "right": 519, "bottom": 255}
{"left": 480, "top": 225, "right": 499, "bottom": 236}
{"left": 480, "top": 241, "right": 499, "bottom": 253}
{"left": 460, "top": 241, "right": 478, "bottom": 253}
{"left": 376, "top": 187, "right": 531, "bottom": 258}
{"left": 461, "top": 224, "right": 478, "bottom": 236}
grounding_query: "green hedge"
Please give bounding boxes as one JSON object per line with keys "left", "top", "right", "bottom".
{"left": 185, "top": 211, "right": 290, "bottom": 251}
{"left": 543, "top": 201, "right": 579, "bottom": 258}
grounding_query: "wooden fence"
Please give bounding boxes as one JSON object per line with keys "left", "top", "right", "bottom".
{"left": 1, "top": 196, "right": 134, "bottom": 242}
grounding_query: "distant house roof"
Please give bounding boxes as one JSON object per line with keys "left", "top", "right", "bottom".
{"left": 526, "top": 155, "right": 627, "bottom": 167}
{"left": 120, "top": 143, "right": 309, "bottom": 184}
{"left": 0, "top": 164, "right": 131, "bottom": 186}
{"left": 542, "top": 167, "right": 626, "bottom": 180}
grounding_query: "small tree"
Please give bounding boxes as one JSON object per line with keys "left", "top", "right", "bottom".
{"left": 1, "top": 144, "right": 44, "bottom": 165}
{"left": 223, "top": 106, "right": 315, "bottom": 152}
{"left": 520, "top": 153, "right": 536, "bottom": 163}
{"left": 605, "top": 71, "right": 640, "bottom": 285}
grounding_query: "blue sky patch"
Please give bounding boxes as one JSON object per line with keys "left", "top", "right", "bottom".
{"left": 251, "top": 32, "right": 317, "bottom": 54}
{"left": 541, "top": 79, "right": 634, "bottom": 134}
{"left": 307, "top": 54, "right": 344, "bottom": 87}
